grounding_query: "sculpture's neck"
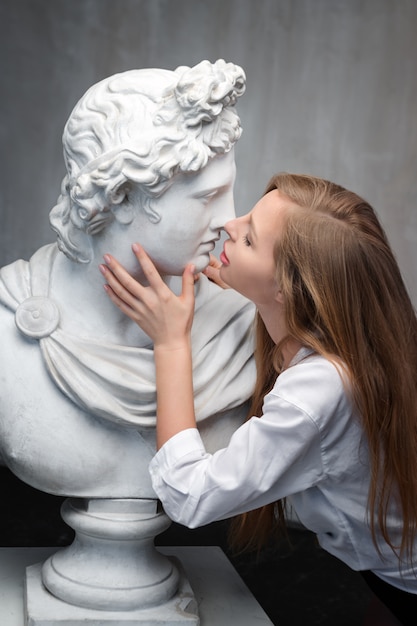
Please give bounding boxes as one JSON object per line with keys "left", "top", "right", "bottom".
{"left": 49, "top": 250, "right": 183, "bottom": 347}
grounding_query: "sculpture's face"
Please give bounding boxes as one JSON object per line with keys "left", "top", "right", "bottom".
{"left": 116, "top": 148, "right": 237, "bottom": 276}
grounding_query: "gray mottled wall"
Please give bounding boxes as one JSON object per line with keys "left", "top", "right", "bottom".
{"left": 1, "top": 0, "right": 417, "bottom": 303}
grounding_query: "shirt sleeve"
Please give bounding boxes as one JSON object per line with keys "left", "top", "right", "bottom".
{"left": 148, "top": 362, "right": 332, "bottom": 527}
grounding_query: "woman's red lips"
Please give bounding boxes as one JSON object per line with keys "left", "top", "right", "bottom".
{"left": 220, "top": 245, "right": 229, "bottom": 265}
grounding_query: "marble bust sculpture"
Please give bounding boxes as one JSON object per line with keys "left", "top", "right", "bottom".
{"left": 0, "top": 60, "right": 255, "bottom": 620}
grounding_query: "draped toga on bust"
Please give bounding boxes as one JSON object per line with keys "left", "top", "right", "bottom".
{"left": 0, "top": 244, "right": 256, "bottom": 427}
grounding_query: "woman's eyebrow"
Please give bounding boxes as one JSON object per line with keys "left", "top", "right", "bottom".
{"left": 249, "top": 214, "right": 258, "bottom": 242}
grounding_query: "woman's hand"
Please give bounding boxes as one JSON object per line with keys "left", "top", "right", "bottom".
{"left": 99, "top": 243, "right": 196, "bottom": 350}
{"left": 202, "top": 254, "right": 230, "bottom": 289}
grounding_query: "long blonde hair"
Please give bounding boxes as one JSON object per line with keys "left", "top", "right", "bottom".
{"left": 231, "top": 173, "right": 417, "bottom": 563}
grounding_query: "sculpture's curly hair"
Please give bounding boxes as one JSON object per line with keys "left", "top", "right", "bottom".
{"left": 50, "top": 60, "right": 245, "bottom": 263}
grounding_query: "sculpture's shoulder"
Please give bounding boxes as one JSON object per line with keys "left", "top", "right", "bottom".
{"left": 0, "top": 246, "right": 53, "bottom": 372}
{"left": 0, "top": 281, "right": 154, "bottom": 498}
{"left": 0, "top": 248, "right": 65, "bottom": 414}
{"left": 0, "top": 296, "right": 54, "bottom": 398}
{"left": 0, "top": 257, "right": 29, "bottom": 312}
{"left": 0, "top": 244, "right": 57, "bottom": 311}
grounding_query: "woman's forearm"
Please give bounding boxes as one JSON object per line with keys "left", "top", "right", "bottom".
{"left": 154, "top": 338, "right": 196, "bottom": 449}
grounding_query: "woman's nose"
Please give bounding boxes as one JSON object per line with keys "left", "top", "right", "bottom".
{"left": 223, "top": 217, "right": 239, "bottom": 237}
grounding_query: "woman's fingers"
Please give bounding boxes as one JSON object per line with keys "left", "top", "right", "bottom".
{"left": 131, "top": 243, "right": 167, "bottom": 293}
{"left": 202, "top": 255, "right": 230, "bottom": 289}
{"left": 182, "top": 263, "right": 197, "bottom": 303}
{"left": 100, "top": 258, "right": 141, "bottom": 306}
{"left": 103, "top": 281, "right": 136, "bottom": 317}
{"left": 100, "top": 245, "right": 196, "bottom": 346}
{"left": 99, "top": 263, "right": 142, "bottom": 321}
{"left": 102, "top": 254, "right": 143, "bottom": 298}
{"left": 207, "top": 253, "right": 222, "bottom": 270}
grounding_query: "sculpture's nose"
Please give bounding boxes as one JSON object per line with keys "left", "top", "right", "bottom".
{"left": 210, "top": 193, "right": 236, "bottom": 232}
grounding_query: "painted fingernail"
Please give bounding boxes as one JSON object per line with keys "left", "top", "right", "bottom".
{"left": 103, "top": 254, "right": 111, "bottom": 264}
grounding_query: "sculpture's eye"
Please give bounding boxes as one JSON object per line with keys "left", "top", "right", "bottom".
{"left": 196, "top": 190, "right": 218, "bottom": 206}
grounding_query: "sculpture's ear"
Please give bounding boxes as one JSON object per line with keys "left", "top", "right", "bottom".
{"left": 110, "top": 182, "right": 135, "bottom": 225}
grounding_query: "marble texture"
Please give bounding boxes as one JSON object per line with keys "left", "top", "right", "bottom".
{"left": 0, "top": 60, "right": 256, "bottom": 620}
{"left": 0, "top": 60, "right": 255, "bottom": 496}
{"left": 1, "top": 546, "right": 273, "bottom": 625}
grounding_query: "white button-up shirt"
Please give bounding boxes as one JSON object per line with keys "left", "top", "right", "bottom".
{"left": 149, "top": 348, "right": 417, "bottom": 593}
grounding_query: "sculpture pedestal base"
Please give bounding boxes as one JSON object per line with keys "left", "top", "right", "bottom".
{"left": 39, "top": 498, "right": 178, "bottom": 612}
{"left": 25, "top": 559, "right": 198, "bottom": 625}
{"left": 1, "top": 546, "right": 273, "bottom": 625}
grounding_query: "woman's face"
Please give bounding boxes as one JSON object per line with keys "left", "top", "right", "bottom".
{"left": 114, "top": 149, "right": 236, "bottom": 276}
{"left": 219, "top": 189, "right": 294, "bottom": 307}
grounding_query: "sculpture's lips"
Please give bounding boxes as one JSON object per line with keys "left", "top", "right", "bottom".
{"left": 199, "top": 240, "right": 216, "bottom": 255}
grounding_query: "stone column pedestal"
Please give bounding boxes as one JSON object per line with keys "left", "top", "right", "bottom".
{"left": 25, "top": 498, "right": 199, "bottom": 624}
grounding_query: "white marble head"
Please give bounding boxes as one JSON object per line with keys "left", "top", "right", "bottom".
{"left": 49, "top": 60, "right": 246, "bottom": 266}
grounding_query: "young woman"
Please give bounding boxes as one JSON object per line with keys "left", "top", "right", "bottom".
{"left": 100, "top": 173, "right": 417, "bottom": 624}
